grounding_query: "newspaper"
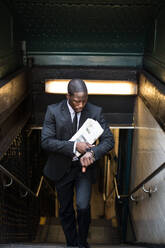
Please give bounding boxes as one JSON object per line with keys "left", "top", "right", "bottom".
{"left": 70, "top": 118, "right": 104, "bottom": 157}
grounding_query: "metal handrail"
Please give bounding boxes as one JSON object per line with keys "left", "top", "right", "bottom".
{"left": 114, "top": 177, "right": 129, "bottom": 199}
{"left": 36, "top": 176, "right": 44, "bottom": 197}
{"left": 114, "top": 162, "right": 165, "bottom": 200}
{"left": 103, "top": 154, "right": 110, "bottom": 201}
{"left": 3, "top": 177, "right": 13, "bottom": 188}
{"left": 43, "top": 177, "right": 56, "bottom": 197}
{"left": 0, "top": 164, "right": 55, "bottom": 198}
{"left": 129, "top": 162, "right": 165, "bottom": 196}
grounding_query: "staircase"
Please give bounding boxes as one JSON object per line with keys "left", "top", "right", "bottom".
{"left": 0, "top": 245, "right": 146, "bottom": 248}
{"left": 34, "top": 217, "right": 120, "bottom": 245}
{"left": 0, "top": 216, "right": 144, "bottom": 248}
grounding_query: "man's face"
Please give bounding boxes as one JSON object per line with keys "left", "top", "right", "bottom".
{"left": 67, "top": 92, "right": 88, "bottom": 113}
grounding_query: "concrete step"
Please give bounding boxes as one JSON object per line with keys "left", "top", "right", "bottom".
{"left": 34, "top": 218, "right": 120, "bottom": 245}
{"left": 0, "top": 245, "right": 146, "bottom": 248}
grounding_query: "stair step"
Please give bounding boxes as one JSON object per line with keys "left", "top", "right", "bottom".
{"left": 46, "top": 218, "right": 115, "bottom": 227}
{"left": 35, "top": 218, "right": 120, "bottom": 245}
{"left": 35, "top": 225, "right": 120, "bottom": 244}
{"left": 0, "top": 244, "right": 146, "bottom": 248}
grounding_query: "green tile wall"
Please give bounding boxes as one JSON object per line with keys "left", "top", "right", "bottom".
{"left": 2, "top": 0, "right": 163, "bottom": 67}
{"left": 13, "top": 1, "right": 156, "bottom": 53}
{"left": 144, "top": 5, "right": 165, "bottom": 83}
{"left": 0, "top": 2, "right": 21, "bottom": 79}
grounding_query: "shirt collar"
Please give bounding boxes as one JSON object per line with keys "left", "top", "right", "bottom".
{"left": 67, "top": 100, "right": 76, "bottom": 115}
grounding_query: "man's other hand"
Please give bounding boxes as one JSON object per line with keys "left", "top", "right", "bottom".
{"left": 76, "top": 142, "right": 93, "bottom": 154}
{"left": 80, "top": 152, "right": 95, "bottom": 173}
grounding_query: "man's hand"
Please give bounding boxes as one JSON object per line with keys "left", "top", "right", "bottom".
{"left": 76, "top": 142, "right": 93, "bottom": 154}
{"left": 80, "top": 151, "right": 95, "bottom": 173}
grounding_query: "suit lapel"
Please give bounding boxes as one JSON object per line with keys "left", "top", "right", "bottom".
{"left": 61, "top": 101, "right": 90, "bottom": 135}
{"left": 61, "top": 100, "right": 73, "bottom": 136}
{"left": 79, "top": 104, "right": 90, "bottom": 129}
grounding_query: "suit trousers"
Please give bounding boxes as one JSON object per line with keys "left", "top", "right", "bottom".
{"left": 55, "top": 161, "right": 92, "bottom": 247}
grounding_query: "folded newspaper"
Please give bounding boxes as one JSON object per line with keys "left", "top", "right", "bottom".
{"left": 70, "top": 118, "right": 104, "bottom": 157}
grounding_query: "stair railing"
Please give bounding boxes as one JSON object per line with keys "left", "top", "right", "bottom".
{"left": 114, "top": 162, "right": 165, "bottom": 201}
{"left": 0, "top": 164, "right": 56, "bottom": 198}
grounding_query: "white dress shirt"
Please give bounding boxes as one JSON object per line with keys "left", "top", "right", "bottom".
{"left": 67, "top": 101, "right": 81, "bottom": 129}
{"left": 67, "top": 101, "right": 81, "bottom": 157}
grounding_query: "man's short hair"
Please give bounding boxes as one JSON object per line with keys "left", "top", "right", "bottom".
{"left": 68, "top": 79, "right": 88, "bottom": 95}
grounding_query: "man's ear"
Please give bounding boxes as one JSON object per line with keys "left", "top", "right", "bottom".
{"left": 66, "top": 94, "right": 70, "bottom": 100}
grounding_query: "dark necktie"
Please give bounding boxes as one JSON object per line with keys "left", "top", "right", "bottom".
{"left": 72, "top": 112, "right": 78, "bottom": 134}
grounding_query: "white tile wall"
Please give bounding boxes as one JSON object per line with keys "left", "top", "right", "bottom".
{"left": 130, "top": 96, "right": 165, "bottom": 244}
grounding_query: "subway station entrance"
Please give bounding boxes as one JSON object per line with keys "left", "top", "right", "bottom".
{"left": 0, "top": 0, "right": 165, "bottom": 247}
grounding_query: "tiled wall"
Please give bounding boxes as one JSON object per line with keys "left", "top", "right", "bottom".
{"left": 130, "top": 96, "right": 165, "bottom": 244}
{"left": 11, "top": 0, "right": 160, "bottom": 67}
{"left": 144, "top": 5, "right": 165, "bottom": 84}
{"left": 0, "top": 2, "right": 21, "bottom": 79}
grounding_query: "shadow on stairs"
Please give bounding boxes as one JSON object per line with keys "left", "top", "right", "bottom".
{"left": 34, "top": 217, "right": 120, "bottom": 245}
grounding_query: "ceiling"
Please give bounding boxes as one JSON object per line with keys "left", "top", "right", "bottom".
{"left": 2, "top": 0, "right": 164, "bottom": 53}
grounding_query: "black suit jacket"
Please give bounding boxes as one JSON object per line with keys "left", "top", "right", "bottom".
{"left": 41, "top": 99, "right": 114, "bottom": 181}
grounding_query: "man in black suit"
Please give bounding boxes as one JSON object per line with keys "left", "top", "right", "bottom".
{"left": 41, "top": 79, "right": 114, "bottom": 248}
